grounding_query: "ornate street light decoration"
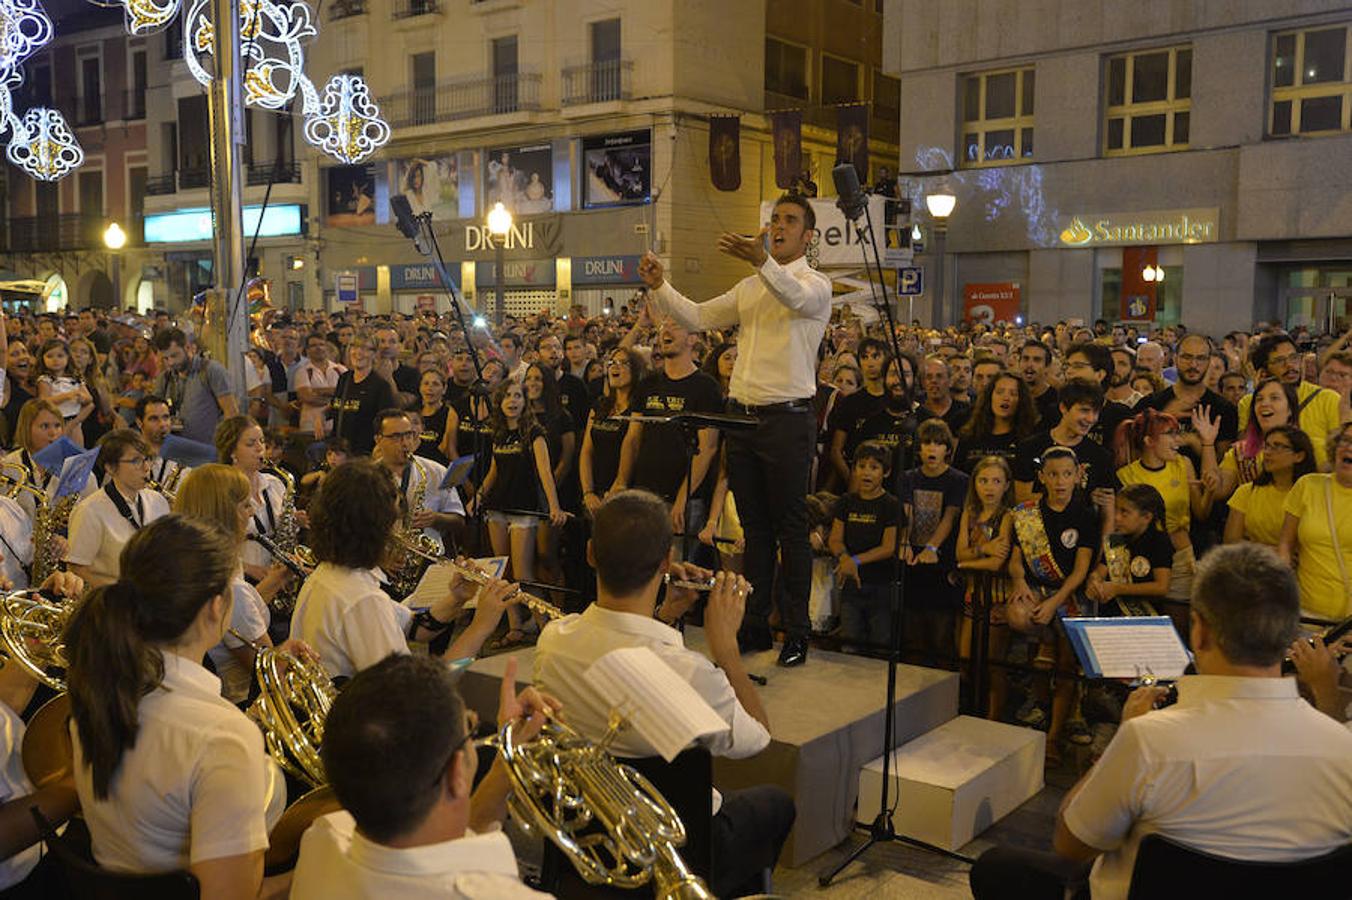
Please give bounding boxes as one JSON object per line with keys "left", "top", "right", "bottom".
{"left": 0, "top": 0, "right": 84, "bottom": 181}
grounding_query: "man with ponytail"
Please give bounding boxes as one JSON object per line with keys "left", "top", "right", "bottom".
{"left": 65, "top": 515, "right": 285, "bottom": 898}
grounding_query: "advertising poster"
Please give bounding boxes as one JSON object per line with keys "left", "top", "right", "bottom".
{"left": 583, "top": 130, "right": 651, "bottom": 208}
{"left": 395, "top": 156, "right": 460, "bottom": 220}
{"left": 963, "top": 283, "right": 1022, "bottom": 324}
{"left": 486, "top": 143, "right": 553, "bottom": 216}
{"left": 326, "top": 165, "right": 376, "bottom": 227}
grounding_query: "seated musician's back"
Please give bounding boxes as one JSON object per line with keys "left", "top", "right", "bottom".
{"left": 533, "top": 489, "right": 795, "bottom": 898}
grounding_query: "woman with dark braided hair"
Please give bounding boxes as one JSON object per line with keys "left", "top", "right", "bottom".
{"left": 65, "top": 515, "right": 284, "bottom": 898}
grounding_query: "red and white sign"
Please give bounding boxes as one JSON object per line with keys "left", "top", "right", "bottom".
{"left": 963, "top": 282, "right": 1021, "bottom": 324}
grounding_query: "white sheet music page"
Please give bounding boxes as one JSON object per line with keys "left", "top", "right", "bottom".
{"left": 584, "top": 646, "right": 730, "bottom": 762}
{"left": 1084, "top": 622, "right": 1190, "bottom": 679}
{"left": 402, "top": 556, "right": 508, "bottom": 611}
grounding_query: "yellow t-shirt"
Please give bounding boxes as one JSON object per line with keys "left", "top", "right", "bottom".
{"left": 1117, "top": 457, "right": 1192, "bottom": 535}
{"left": 1226, "top": 481, "right": 1288, "bottom": 547}
{"left": 1238, "top": 381, "right": 1342, "bottom": 469}
{"left": 1282, "top": 473, "right": 1352, "bottom": 620}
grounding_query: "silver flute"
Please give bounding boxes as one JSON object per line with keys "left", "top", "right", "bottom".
{"left": 662, "top": 573, "right": 753, "bottom": 594}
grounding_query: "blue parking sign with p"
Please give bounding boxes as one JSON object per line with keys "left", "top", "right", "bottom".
{"left": 897, "top": 266, "right": 924, "bottom": 296}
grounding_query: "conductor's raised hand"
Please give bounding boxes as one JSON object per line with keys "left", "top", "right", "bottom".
{"left": 638, "top": 252, "right": 665, "bottom": 290}
{"left": 717, "top": 228, "right": 769, "bottom": 268}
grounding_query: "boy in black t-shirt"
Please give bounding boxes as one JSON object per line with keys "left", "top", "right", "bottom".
{"left": 829, "top": 441, "right": 902, "bottom": 651}
{"left": 1013, "top": 381, "right": 1117, "bottom": 536}
{"left": 826, "top": 339, "right": 891, "bottom": 486}
{"left": 899, "top": 418, "right": 968, "bottom": 667}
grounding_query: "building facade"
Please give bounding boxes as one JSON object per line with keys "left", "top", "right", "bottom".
{"left": 883, "top": 0, "right": 1352, "bottom": 334}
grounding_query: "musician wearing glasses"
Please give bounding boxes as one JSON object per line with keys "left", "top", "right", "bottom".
{"left": 64, "top": 430, "right": 170, "bottom": 588}
{"left": 970, "top": 543, "right": 1352, "bottom": 900}
{"left": 533, "top": 490, "right": 795, "bottom": 899}
{"left": 290, "top": 459, "right": 517, "bottom": 679}
{"left": 215, "top": 415, "right": 287, "bottom": 584}
{"left": 291, "top": 654, "right": 558, "bottom": 899}
{"left": 66, "top": 517, "right": 288, "bottom": 899}
{"left": 372, "top": 408, "right": 464, "bottom": 556}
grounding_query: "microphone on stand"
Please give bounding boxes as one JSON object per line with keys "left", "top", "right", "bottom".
{"left": 390, "top": 194, "right": 431, "bottom": 255}
{"left": 832, "top": 163, "right": 868, "bottom": 223}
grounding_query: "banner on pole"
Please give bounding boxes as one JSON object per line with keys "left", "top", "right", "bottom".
{"left": 771, "top": 110, "right": 802, "bottom": 190}
{"left": 708, "top": 115, "right": 741, "bottom": 192}
{"left": 835, "top": 104, "right": 869, "bottom": 184}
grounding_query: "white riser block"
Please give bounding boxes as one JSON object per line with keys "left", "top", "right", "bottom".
{"left": 856, "top": 715, "right": 1045, "bottom": 850}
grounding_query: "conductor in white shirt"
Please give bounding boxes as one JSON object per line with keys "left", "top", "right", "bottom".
{"left": 291, "top": 653, "right": 559, "bottom": 899}
{"left": 639, "top": 193, "right": 831, "bottom": 667}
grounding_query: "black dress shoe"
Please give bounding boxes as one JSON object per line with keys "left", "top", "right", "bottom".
{"left": 778, "top": 636, "right": 809, "bottom": 667}
{"left": 737, "top": 627, "right": 773, "bottom": 653}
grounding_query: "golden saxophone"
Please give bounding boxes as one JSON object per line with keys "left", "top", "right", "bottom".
{"left": 261, "top": 466, "right": 314, "bottom": 613}
{"left": 390, "top": 532, "right": 565, "bottom": 621}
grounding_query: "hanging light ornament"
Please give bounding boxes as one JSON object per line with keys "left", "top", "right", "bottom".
{"left": 0, "top": 0, "right": 84, "bottom": 181}
{"left": 105, "top": 0, "right": 390, "bottom": 165}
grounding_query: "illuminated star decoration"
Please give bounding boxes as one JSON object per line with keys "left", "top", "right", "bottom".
{"left": 106, "top": 0, "right": 390, "bottom": 165}
{"left": 0, "top": 0, "right": 84, "bottom": 181}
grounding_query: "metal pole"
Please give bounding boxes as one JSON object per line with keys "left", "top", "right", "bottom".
{"left": 930, "top": 225, "right": 947, "bottom": 328}
{"left": 110, "top": 254, "right": 120, "bottom": 311}
{"left": 208, "top": 0, "right": 248, "bottom": 403}
{"left": 495, "top": 242, "right": 505, "bottom": 327}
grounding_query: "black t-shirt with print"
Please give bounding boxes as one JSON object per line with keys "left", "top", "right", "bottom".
{"left": 1031, "top": 385, "right": 1061, "bottom": 427}
{"left": 484, "top": 424, "right": 546, "bottom": 512}
{"left": 631, "top": 369, "right": 723, "bottom": 502}
{"left": 852, "top": 405, "right": 918, "bottom": 471}
{"left": 1014, "top": 430, "right": 1119, "bottom": 496}
{"left": 1101, "top": 526, "right": 1174, "bottom": 614}
{"left": 587, "top": 404, "right": 630, "bottom": 493}
{"left": 1089, "top": 399, "right": 1134, "bottom": 450}
{"left": 899, "top": 466, "right": 968, "bottom": 553}
{"left": 332, "top": 370, "right": 397, "bottom": 455}
{"left": 1022, "top": 497, "right": 1101, "bottom": 589}
{"left": 953, "top": 430, "right": 1021, "bottom": 476}
{"left": 833, "top": 491, "right": 903, "bottom": 584}
{"left": 828, "top": 387, "right": 887, "bottom": 444}
{"left": 557, "top": 372, "right": 592, "bottom": 432}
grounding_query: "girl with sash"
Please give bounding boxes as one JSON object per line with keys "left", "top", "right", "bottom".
{"left": 1008, "top": 446, "right": 1100, "bottom": 761}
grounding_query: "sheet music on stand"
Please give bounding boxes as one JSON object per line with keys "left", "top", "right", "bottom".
{"left": 1062, "top": 617, "right": 1192, "bottom": 680}
{"left": 584, "top": 646, "right": 729, "bottom": 762}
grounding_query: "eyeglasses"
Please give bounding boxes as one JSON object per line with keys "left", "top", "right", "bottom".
{"left": 380, "top": 430, "right": 417, "bottom": 442}
{"left": 1263, "top": 441, "right": 1294, "bottom": 453}
{"left": 117, "top": 456, "right": 149, "bottom": 467}
{"left": 428, "top": 709, "right": 481, "bottom": 788}
{"left": 1267, "top": 352, "right": 1298, "bottom": 368}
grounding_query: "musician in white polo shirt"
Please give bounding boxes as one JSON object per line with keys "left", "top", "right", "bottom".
{"left": 291, "top": 654, "right": 557, "bottom": 899}
{"left": 65, "top": 429, "right": 170, "bottom": 588}
{"left": 639, "top": 193, "right": 831, "bottom": 667}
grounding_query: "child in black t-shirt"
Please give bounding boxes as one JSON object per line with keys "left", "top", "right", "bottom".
{"left": 900, "top": 418, "right": 969, "bottom": 667}
{"left": 1086, "top": 483, "right": 1174, "bottom": 617}
{"left": 829, "top": 442, "right": 902, "bottom": 651}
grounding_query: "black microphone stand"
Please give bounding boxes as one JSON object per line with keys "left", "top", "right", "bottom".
{"left": 396, "top": 207, "right": 492, "bottom": 552}
{"left": 819, "top": 188, "right": 973, "bottom": 887}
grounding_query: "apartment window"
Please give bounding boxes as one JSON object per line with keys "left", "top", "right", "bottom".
{"left": 178, "top": 95, "right": 210, "bottom": 184}
{"left": 78, "top": 51, "right": 103, "bottom": 125}
{"left": 1104, "top": 46, "right": 1191, "bottom": 155}
{"left": 78, "top": 170, "right": 103, "bottom": 217}
{"left": 1271, "top": 26, "right": 1352, "bottom": 136}
{"left": 765, "top": 37, "right": 808, "bottom": 100}
{"left": 129, "top": 50, "right": 147, "bottom": 119}
{"left": 589, "top": 18, "right": 621, "bottom": 101}
{"left": 411, "top": 52, "right": 435, "bottom": 125}
{"left": 962, "top": 66, "right": 1034, "bottom": 166}
{"left": 164, "top": 17, "right": 182, "bottom": 60}
{"left": 821, "top": 54, "right": 859, "bottom": 105}
{"left": 492, "top": 36, "right": 518, "bottom": 113}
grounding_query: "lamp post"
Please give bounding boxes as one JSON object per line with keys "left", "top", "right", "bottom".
{"left": 103, "top": 221, "right": 126, "bottom": 310}
{"left": 925, "top": 190, "right": 956, "bottom": 328}
{"left": 486, "top": 201, "right": 513, "bottom": 327}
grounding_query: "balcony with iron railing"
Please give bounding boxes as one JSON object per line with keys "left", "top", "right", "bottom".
{"left": 384, "top": 72, "right": 541, "bottom": 127}
{"left": 145, "top": 173, "right": 177, "bottom": 196}
{"left": 246, "top": 161, "right": 301, "bottom": 186}
{"left": 329, "top": 0, "right": 365, "bottom": 19}
{"left": 562, "top": 59, "right": 632, "bottom": 106}
{"left": 391, "top": 0, "right": 437, "bottom": 19}
{"left": 54, "top": 93, "right": 106, "bottom": 127}
{"left": 179, "top": 167, "right": 211, "bottom": 189}
{"left": 4, "top": 214, "right": 109, "bottom": 252}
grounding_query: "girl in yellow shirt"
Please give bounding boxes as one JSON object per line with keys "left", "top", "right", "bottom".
{"left": 1224, "top": 425, "right": 1315, "bottom": 548}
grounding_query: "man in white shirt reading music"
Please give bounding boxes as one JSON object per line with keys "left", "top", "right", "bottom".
{"left": 534, "top": 490, "right": 795, "bottom": 898}
{"left": 639, "top": 194, "right": 831, "bottom": 667}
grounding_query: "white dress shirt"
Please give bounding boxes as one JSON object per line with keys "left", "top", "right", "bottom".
{"left": 534, "top": 605, "right": 770, "bottom": 760}
{"left": 64, "top": 485, "right": 171, "bottom": 587}
{"left": 71, "top": 654, "right": 284, "bottom": 872}
{"left": 650, "top": 254, "right": 831, "bottom": 405}
{"left": 0, "top": 703, "right": 38, "bottom": 889}
{"left": 242, "top": 471, "right": 287, "bottom": 572}
{"left": 291, "top": 812, "right": 548, "bottom": 900}
{"left": 289, "top": 563, "right": 412, "bottom": 679}
{"left": 0, "top": 496, "right": 32, "bottom": 589}
{"left": 1064, "top": 675, "right": 1352, "bottom": 900}
{"left": 295, "top": 360, "right": 347, "bottom": 436}
{"left": 208, "top": 576, "right": 271, "bottom": 703}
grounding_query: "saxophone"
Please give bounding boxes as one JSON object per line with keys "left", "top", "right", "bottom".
{"left": 4, "top": 460, "right": 76, "bottom": 588}
{"left": 387, "top": 458, "right": 437, "bottom": 598}
{"left": 263, "top": 466, "right": 313, "bottom": 614}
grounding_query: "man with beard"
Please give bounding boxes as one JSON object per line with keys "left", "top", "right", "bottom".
{"left": 1138, "top": 333, "right": 1239, "bottom": 469}
{"left": 446, "top": 342, "right": 477, "bottom": 407}
{"left": 827, "top": 338, "right": 891, "bottom": 488}
{"left": 535, "top": 333, "right": 590, "bottom": 431}
{"left": 853, "top": 358, "right": 917, "bottom": 472}
{"left": 135, "top": 395, "right": 186, "bottom": 492}
{"left": 152, "top": 328, "right": 239, "bottom": 444}
{"left": 919, "top": 354, "right": 971, "bottom": 433}
{"left": 1062, "top": 342, "right": 1134, "bottom": 449}
{"left": 1237, "top": 332, "right": 1343, "bottom": 469}
{"left": 1105, "top": 346, "right": 1140, "bottom": 407}
{"left": 1019, "top": 340, "right": 1060, "bottom": 426}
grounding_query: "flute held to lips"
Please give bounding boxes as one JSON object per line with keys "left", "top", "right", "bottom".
{"left": 662, "top": 572, "right": 753, "bottom": 594}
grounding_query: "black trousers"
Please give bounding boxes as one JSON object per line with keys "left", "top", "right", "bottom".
{"left": 969, "top": 846, "right": 1092, "bottom": 900}
{"left": 725, "top": 408, "right": 815, "bottom": 639}
{"left": 709, "top": 785, "right": 797, "bottom": 898}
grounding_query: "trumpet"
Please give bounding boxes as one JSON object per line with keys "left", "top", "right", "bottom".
{"left": 231, "top": 629, "right": 335, "bottom": 788}
{"left": 390, "top": 532, "right": 565, "bottom": 621}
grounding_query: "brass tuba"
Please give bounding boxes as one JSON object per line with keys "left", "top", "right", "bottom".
{"left": 496, "top": 714, "right": 714, "bottom": 900}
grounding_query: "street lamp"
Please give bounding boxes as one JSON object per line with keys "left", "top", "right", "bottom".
{"left": 925, "top": 190, "right": 956, "bottom": 327}
{"left": 104, "top": 222, "right": 127, "bottom": 310}
{"left": 486, "top": 201, "right": 513, "bottom": 327}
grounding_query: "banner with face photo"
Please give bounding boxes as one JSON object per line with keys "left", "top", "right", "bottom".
{"left": 583, "top": 130, "right": 651, "bottom": 208}
{"left": 326, "top": 165, "right": 376, "bottom": 227}
{"left": 395, "top": 156, "right": 460, "bottom": 220}
{"left": 486, "top": 144, "right": 553, "bottom": 216}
